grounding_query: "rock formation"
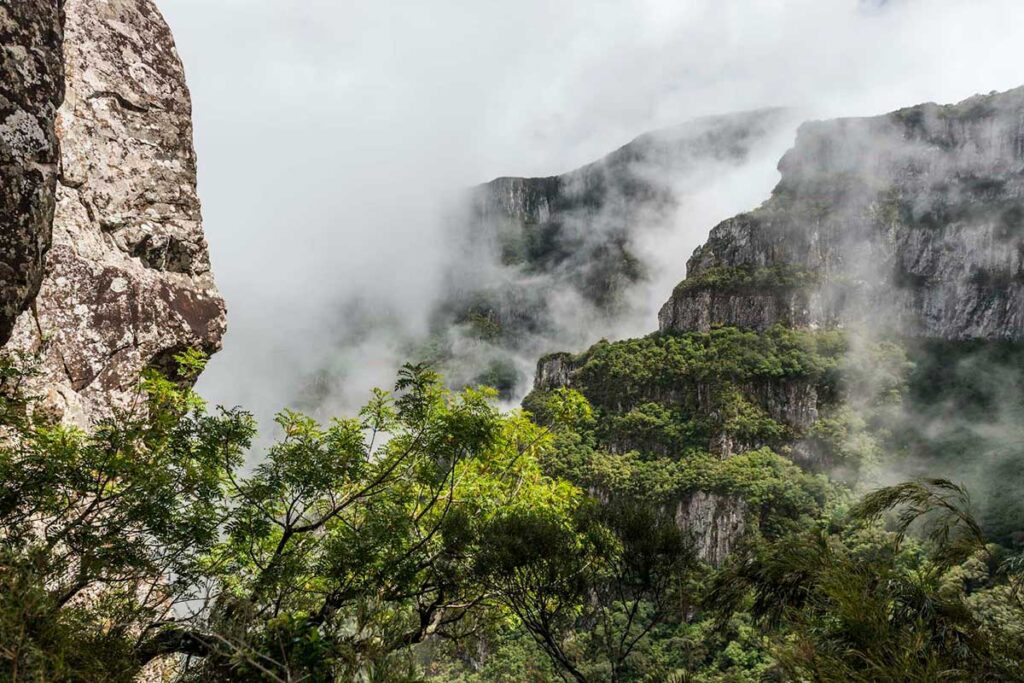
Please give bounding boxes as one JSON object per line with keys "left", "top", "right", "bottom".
{"left": 0, "top": 1, "right": 64, "bottom": 344}
{"left": 464, "top": 108, "right": 792, "bottom": 309}
{"left": 530, "top": 331, "right": 832, "bottom": 563}
{"left": 674, "top": 493, "right": 746, "bottom": 568}
{"left": 660, "top": 87, "right": 1024, "bottom": 340}
{"left": 533, "top": 86, "right": 1024, "bottom": 563}
{"left": 430, "top": 108, "right": 796, "bottom": 397}
{"left": 2, "top": 0, "right": 225, "bottom": 424}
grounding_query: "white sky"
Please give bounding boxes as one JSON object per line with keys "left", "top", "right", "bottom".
{"left": 159, "top": 0, "right": 1024, "bottom": 426}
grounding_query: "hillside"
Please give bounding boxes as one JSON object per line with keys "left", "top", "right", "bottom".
{"left": 528, "top": 86, "right": 1024, "bottom": 564}
{"left": 2, "top": 3, "right": 1023, "bottom": 680}
{"left": 426, "top": 109, "right": 797, "bottom": 397}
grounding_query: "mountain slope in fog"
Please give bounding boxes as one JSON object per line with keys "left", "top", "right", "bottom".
{"left": 531, "top": 85, "right": 1024, "bottom": 562}
{"left": 429, "top": 108, "right": 798, "bottom": 397}
{"left": 661, "top": 86, "right": 1024, "bottom": 338}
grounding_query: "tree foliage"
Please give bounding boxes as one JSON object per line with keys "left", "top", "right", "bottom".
{"left": 0, "top": 350, "right": 254, "bottom": 680}
{"left": 0, "top": 356, "right": 577, "bottom": 680}
{"left": 707, "top": 480, "right": 1024, "bottom": 682}
{"left": 2, "top": 338, "right": 1023, "bottom": 683}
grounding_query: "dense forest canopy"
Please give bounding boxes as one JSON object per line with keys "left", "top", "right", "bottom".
{"left": 1, "top": 348, "right": 1022, "bottom": 682}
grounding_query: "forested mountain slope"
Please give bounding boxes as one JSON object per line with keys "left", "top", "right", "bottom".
{"left": 424, "top": 109, "right": 797, "bottom": 397}
{"left": 528, "top": 86, "right": 1024, "bottom": 565}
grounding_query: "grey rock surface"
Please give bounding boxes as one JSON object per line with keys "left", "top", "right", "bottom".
{"left": 464, "top": 108, "right": 793, "bottom": 310}
{"left": 0, "top": 0, "right": 64, "bottom": 343}
{"left": 532, "top": 352, "right": 575, "bottom": 392}
{"left": 5, "top": 0, "right": 225, "bottom": 424}
{"left": 674, "top": 492, "right": 746, "bottom": 566}
{"left": 660, "top": 87, "right": 1024, "bottom": 339}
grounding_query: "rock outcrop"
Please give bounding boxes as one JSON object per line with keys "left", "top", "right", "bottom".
{"left": 532, "top": 87, "right": 1024, "bottom": 564}
{"left": 3, "top": 0, "right": 225, "bottom": 424}
{"left": 527, "top": 326, "right": 838, "bottom": 564}
{"left": 532, "top": 352, "right": 575, "bottom": 392}
{"left": 0, "top": 1, "right": 64, "bottom": 344}
{"left": 430, "top": 108, "right": 796, "bottom": 397}
{"left": 660, "top": 87, "right": 1024, "bottom": 340}
{"left": 674, "top": 492, "right": 746, "bottom": 567}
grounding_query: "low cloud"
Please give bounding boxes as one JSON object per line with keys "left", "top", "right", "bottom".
{"left": 159, "top": 0, "right": 1024, "bottom": 435}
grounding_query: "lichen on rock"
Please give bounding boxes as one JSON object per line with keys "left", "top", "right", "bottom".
{"left": 0, "top": 0, "right": 64, "bottom": 344}
{"left": 4, "top": 0, "right": 226, "bottom": 424}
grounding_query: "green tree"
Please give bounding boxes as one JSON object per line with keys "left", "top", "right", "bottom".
{"left": 0, "top": 351, "right": 255, "bottom": 680}
{"left": 478, "top": 499, "right": 696, "bottom": 683}
{"left": 169, "top": 363, "right": 577, "bottom": 680}
{"left": 0, "top": 357, "right": 581, "bottom": 681}
{"left": 707, "top": 479, "right": 1024, "bottom": 682}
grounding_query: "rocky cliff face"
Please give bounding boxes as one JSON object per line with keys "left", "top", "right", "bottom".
{"left": 465, "top": 108, "right": 791, "bottom": 309}
{"left": 674, "top": 493, "right": 746, "bottom": 567}
{"left": 528, "top": 326, "right": 838, "bottom": 564}
{"left": 2, "top": 0, "right": 225, "bottom": 424}
{"left": 660, "top": 87, "right": 1024, "bottom": 339}
{"left": 0, "top": 1, "right": 64, "bottom": 344}
{"left": 533, "top": 86, "right": 1024, "bottom": 564}
{"left": 430, "top": 108, "right": 795, "bottom": 397}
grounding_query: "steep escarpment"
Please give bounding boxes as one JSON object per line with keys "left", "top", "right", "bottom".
{"left": 429, "top": 108, "right": 796, "bottom": 397}
{"left": 660, "top": 87, "right": 1024, "bottom": 338}
{"left": 464, "top": 109, "right": 789, "bottom": 309}
{"left": 2, "top": 0, "right": 225, "bottom": 424}
{"left": 0, "top": 1, "right": 64, "bottom": 344}
{"left": 533, "top": 86, "right": 1024, "bottom": 564}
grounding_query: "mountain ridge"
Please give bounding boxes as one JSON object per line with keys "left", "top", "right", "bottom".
{"left": 530, "top": 84, "right": 1024, "bottom": 563}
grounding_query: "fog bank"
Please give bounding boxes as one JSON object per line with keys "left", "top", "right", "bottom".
{"left": 160, "top": 0, "right": 1024, "bottom": 431}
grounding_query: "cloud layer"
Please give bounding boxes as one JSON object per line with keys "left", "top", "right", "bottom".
{"left": 159, "top": 0, "right": 1024, "bottom": 431}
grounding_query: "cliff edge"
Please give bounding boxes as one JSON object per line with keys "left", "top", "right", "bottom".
{"left": 660, "top": 87, "right": 1024, "bottom": 339}
{"left": 1, "top": 0, "right": 225, "bottom": 424}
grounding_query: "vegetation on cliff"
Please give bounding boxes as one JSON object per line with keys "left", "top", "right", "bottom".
{"left": 1, "top": 346, "right": 1022, "bottom": 682}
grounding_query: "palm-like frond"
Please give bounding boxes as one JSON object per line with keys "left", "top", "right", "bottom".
{"left": 851, "top": 479, "right": 987, "bottom": 569}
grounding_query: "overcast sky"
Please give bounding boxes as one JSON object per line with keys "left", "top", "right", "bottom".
{"left": 160, "top": 0, "right": 1024, "bottom": 427}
